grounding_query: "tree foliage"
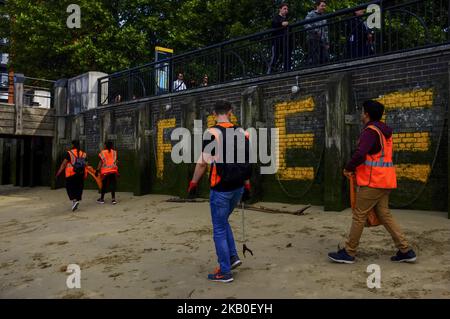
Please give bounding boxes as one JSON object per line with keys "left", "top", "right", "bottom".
{"left": 0, "top": 0, "right": 361, "bottom": 79}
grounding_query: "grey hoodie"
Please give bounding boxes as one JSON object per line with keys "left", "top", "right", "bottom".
{"left": 305, "top": 10, "right": 329, "bottom": 44}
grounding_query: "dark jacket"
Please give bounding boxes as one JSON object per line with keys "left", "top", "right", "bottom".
{"left": 345, "top": 121, "right": 393, "bottom": 172}
{"left": 272, "top": 14, "right": 288, "bottom": 38}
{"left": 305, "top": 10, "right": 329, "bottom": 43}
{"left": 347, "top": 16, "right": 373, "bottom": 58}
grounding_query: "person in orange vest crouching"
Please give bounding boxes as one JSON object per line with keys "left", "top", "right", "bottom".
{"left": 56, "top": 140, "right": 88, "bottom": 212}
{"left": 188, "top": 100, "right": 252, "bottom": 283}
{"left": 95, "top": 141, "right": 119, "bottom": 205}
{"left": 328, "top": 100, "right": 417, "bottom": 264}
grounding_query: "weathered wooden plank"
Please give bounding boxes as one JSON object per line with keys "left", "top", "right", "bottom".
{"left": 22, "top": 121, "right": 55, "bottom": 131}
{"left": 0, "top": 104, "right": 15, "bottom": 109}
{"left": 22, "top": 107, "right": 55, "bottom": 117}
{"left": 0, "top": 119, "right": 15, "bottom": 127}
{"left": 0, "top": 126, "right": 15, "bottom": 135}
{"left": 0, "top": 112, "right": 15, "bottom": 120}
{"left": 22, "top": 114, "right": 55, "bottom": 124}
{"left": 21, "top": 128, "right": 54, "bottom": 137}
{"left": 0, "top": 106, "right": 15, "bottom": 114}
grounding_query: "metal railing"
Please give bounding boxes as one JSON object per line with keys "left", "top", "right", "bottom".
{"left": 98, "top": 0, "right": 450, "bottom": 106}
{"left": 23, "top": 76, "right": 55, "bottom": 108}
{"left": 0, "top": 71, "right": 7, "bottom": 102}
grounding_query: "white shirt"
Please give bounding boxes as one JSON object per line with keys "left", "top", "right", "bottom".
{"left": 173, "top": 80, "right": 186, "bottom": 91}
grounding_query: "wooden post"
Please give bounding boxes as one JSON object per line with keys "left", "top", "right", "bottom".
{"left": 14, "top": 73, "right": 24, "bottom": 135}
{"left": 0, "top": 138, "right": 4, "bottom": 184}
{"left": 10, "top": 139, "right": 18, "bottom": 186}
{"left": 324, "top": 72, "right": 352, "bottom": 211}
{"left": 0, "top": 138, "right": 12, "bottom": 185}
{"left": 134, "top": 105, "right": 152, "bottom": 196}
{"left": 241, "top": 85, "right": 263, "bottom": 202}
{"left": 51, "top": 79, "right": 68, "bottom": 189}
{"left": 7, "top": 69, "right": 14, "bottom": 104}
{"left": 179, "top": 97, "right": 198, "bottom": 198}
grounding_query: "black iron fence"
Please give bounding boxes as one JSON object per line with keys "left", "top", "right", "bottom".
{"left": 98, "top": 0, "right": 450, "bottom": 106}
{"left": 0, "top": 71, "right": 7, "bottom": 102}
{"left": 23, "top": 76, "right": 55, "bottom": 108}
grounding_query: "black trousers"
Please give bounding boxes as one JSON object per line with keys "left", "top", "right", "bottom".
{"left": 268, "top": 37, "right": 292, "bottom": 74}
{"left": 101, "top": 174, "right": 117, "bottom": 199}
{"left": 66, "top": 174, "right": 84, "bottom": 201}
{"left": 307, "top": 39, "right": 329, "bottom": 65}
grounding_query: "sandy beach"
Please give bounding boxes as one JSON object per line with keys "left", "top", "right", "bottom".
{"left": 0, "top": 186, "right": 449, "bottom": 299}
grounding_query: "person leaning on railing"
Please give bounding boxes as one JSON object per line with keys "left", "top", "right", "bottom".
{"left": 173, "top": 73, "right": 187, "bottom": 92}
{"left": 346, "top": 8, "right": 375, "bottom": 59}
{"left": 267, "top": 2, "right": 290, "bottom": 74}
{"left": 305, "top": 0, "right": 330, "bottom": 65}
{"left": 201, "top": 74, "right": 209, "bottom": 87}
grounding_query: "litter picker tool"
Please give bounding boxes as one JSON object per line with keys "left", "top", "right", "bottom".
{"left": 241, "top": 202, "right": 253, "bottom": 257}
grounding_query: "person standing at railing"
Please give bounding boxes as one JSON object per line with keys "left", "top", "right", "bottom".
{"left": 173, "top": 73, "right": 187, "bottom": 92}
{"left": 346, "top": 9, "right": 375, "bottom": 59}
{"left": 189, "top": 78, "right": 197, "bottom": 89}
{"left": 267, "top": 2, "right": 290, "bottom": 74}
{"left": 305, "top": 0, "right": 329, "bottom": 65}
{"left": 201, "top": 74, "right": 209, "bottom": 87}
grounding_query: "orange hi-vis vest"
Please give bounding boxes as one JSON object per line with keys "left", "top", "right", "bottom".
{"left": 99, "top": 149, "right": 118, "bottom": 176}
{"left": 65, "top": 149, "right": 87, "bottom": 178}
{"left": 356, "top": 125, "right": 397, "bottom": 189}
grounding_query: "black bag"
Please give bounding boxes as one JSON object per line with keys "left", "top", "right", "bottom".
{"left": 70, "top": 151, "right": 86, "bottom": 175}
{"left": 213, "top": 124, "right": 252, "bottom": 185}
{"left": 218, "top": 161, "right": 252, "bottom": 185}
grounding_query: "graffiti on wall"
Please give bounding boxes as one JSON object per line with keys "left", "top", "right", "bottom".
{"left": 156, "top": 118, "right": 176, "bottom": 179}
{"left": 154, "top": 89, "right": 436, "bottom": 185}
{"left": 376, "top": 88, "right": 434, "bottom": 183}
{"left": 156, "top": 114, "right": 239, "bottom": 179}
{"left": 274, "top": 97, "right": 316, "bottom": 181}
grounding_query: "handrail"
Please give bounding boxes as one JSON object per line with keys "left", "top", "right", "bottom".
{"left": 97, "top": 0, "right": 449, "bottom": 106}
{"left": 100, "top": 0, "right": 383, "bottom": 81}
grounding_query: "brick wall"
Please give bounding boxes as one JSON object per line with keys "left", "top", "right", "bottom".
{"left": 352, "top": 54, "right": 449, "bottom": 210}
{"left": 73, "top": 46, "right": 449, "bottom": 211}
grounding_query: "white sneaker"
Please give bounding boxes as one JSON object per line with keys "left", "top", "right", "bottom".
{"left": 72, "top": 201, "right": 79, "bottom": 212}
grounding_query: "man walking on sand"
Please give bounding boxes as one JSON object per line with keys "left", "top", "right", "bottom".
{"left": 328, "top": 100, "right": 417, "bottom": 264}
{"left": 187, "top": 100, "right": 252, "bottom": 283}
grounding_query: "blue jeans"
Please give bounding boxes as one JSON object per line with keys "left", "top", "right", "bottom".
{"left": 210, "top": 187, "right": 244, "bottom": 274}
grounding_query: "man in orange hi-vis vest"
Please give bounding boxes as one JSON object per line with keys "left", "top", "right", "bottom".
{"left": 328, "top": 100, "right": 416, "bottom": 264}
{"left": 96, "top": 141, "right": 119, "bottom": 205}
{"left": 187, "top": 100, "right": 252, "bottom": 283}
